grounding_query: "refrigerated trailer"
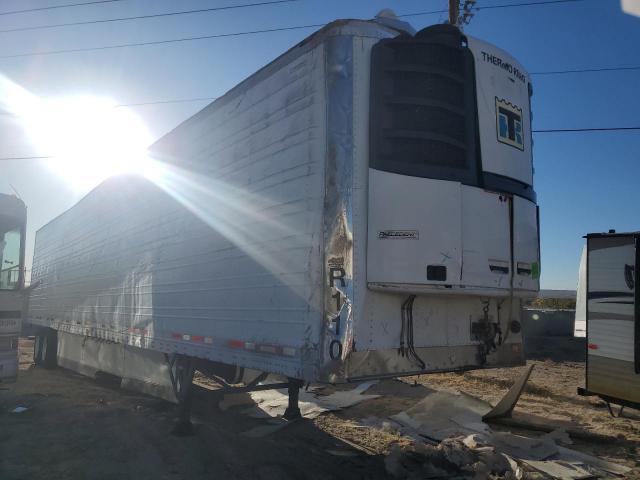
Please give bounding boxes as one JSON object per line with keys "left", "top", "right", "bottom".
{"left": 0, "top": 194, "right": 26, "bottom": 382}
{"left": 27, "top": 16, "right": 540, "bottom": 421}
{"left": 578, "top": 232, "right": 640, "bottom": 412}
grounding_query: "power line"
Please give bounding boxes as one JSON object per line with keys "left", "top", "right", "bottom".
{"left": 1, "top": 127, "right": 638, "bottom": 161}
{"left": 533, "top": 127, "right": 640, "bottom": 133}
{"left": 0, "top": 155, "right": 52, "bottom": 161}
{"left": 0, "top": 0, "right": 124, "bottom": 17}
{"left": 0, "top": 0, "right": 298, "bottom": 34}
{"left": 114, "top": 64, "right": 640, "bottom": 105}
{"left": 397, "top": 0, "right": 588, "bottom": 19}
{"left": 0, "top": 23, "right": 325, "bottom": 60}
{"left": 115, "top": 97, "right": 217, "bottom": 107}
{"left": 0, "top": 0, "right": 592, "bottom": 60}
{"left": 532, "top": 65, "right": 640, "bottom": 75}
{"left": 475, "top": 0, "right": 587, "bottom": 11}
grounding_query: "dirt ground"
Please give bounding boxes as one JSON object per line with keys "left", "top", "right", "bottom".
{"left": 0, "top": 337, "right": 638, "bottom": 479}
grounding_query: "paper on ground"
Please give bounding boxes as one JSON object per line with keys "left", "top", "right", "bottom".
{"left": 241, "top": 381, "right": 380, "bottom": 420}
{"left": 390, "top": 391, "right": 492, "bottom": 441}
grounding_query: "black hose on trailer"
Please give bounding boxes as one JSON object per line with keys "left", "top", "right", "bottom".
{"left": 405, "top": 295, "right": 425, "bottom": 370}
{"left": 399, "top": 296, "right": 409, "bottom": 357}
{"left": 399, "top": 295, "right": 425, "bottom": 370}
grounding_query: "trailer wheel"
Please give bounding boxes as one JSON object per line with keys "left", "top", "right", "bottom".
{"left": 169, "top": 355, "right": 194, "bottom": 401}
{"left": 34, "top": 329, "right": 57, "bottom": 369}
{"left": 33, "top": 335, "right": 43, "bottom": 365}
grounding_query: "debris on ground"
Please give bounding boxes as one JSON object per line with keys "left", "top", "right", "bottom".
{"left": 384, "top": 436, "right": 515, "bottom": 479}
{"left": 379, "top": 389, "right": 631, "bottom": 479}
{"left": 229, "top": 381, "right": 380, "bottom": 420}
{"left": 218, "top": 381, "right": 381, "bottom": 437}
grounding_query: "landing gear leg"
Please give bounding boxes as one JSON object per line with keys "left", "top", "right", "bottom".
{"left": 283, "top": 378, "right": 304, "bottom": 420}
{"left": 169, "top": 355, "right": 195, "bottom": 436}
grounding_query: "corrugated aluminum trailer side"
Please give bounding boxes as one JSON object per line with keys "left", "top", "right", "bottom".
{"left": 579, "top": 232, "right": 640, "bottom": 410}
{"left": 28, "top": 24, "right": 332, "bottom": 382}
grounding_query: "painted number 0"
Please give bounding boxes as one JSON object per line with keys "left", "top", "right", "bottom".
{"left": 329, "top": 339, "right": 342, "bottom": 360}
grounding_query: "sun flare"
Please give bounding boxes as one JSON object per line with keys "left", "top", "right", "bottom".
{"left": 0, "top": 76, "right": 154, "bottom": 191}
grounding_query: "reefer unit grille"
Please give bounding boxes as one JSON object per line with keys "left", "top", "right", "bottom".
{"left": 369, "top": 24, "right": 479, "bottom": 186}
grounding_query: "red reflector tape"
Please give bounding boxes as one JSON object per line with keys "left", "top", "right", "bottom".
{"left": 228, "top": 340, "right": 244, "bottom": 349}
{"left": 587, "top": 343, "right": 599, "bottom": 350}
{"left": 191, "top": 335, "right": 204, "bottom": 343}
{"left": 171, "top": 333, "right": 182, "bottom": 340}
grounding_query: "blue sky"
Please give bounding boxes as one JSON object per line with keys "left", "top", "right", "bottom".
{"left": 0, "top": 0, "right": 638, "bottom": 289}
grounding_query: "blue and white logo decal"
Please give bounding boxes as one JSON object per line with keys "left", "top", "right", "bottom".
{"left": 495, "top": 98, "right": 524, "bottom": 151}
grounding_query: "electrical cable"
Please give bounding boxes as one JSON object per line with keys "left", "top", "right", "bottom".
{"left": 533, "top": 126, "right": 640, "bottom": 133}
{"left": 399, "top": 296, "right": 408, "bottom": 357}
{"left": 0, "top": 0, "right": 298, "bottom": 34}
{"left": 0, "top": 0, "right": 597, "bottom": 60}
{"left": 0, "top": 23, "right": 325, "bottom": 59}
{"left": 531, "top": 65, "right": 640, "bottom": 75}
{"left": 1, "top": 126, "right": 638, "bottom": 161}
{"left": 400, "top": 295, "right": 425, "bottom": 370}
{"left": 0, "top": 0, "right": 125, "bottom": 17}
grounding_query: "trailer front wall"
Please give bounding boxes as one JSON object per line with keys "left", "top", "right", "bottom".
{"left": 30, "top": 42, "right": 328, "bottom": 381}
{"left": 587, "top": 235, "right": 640, "bottom": 404}
{"left": 346, "top": 27, "right": 527, "bottom": 380}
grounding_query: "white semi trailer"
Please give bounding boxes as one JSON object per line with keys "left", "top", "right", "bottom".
{"left": 0, "top": 193, "right": 26, "bottom": 383}
{"left": 27, "top": 16, "right": 539, "bottom": 426}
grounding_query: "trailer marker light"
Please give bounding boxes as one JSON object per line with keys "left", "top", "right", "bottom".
{"left": 259, "top": 345, "right": 277, "bottom": 354}
{"left": 587, "top": 343, "right": 599, "bottom": 350}
{"left": 282, "top": 347, "right": 296, "bottom": 357}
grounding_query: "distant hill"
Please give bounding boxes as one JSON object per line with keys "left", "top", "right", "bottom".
{"left": 525, "top": 289, "right": 577, "bottom": 309}
{"left": 538, "top": 289, "right": 576, "bottom": 299}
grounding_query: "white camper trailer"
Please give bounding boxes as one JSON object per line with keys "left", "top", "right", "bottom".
{"left": 578, "top": 232, "right": 640, "bottom": 411}
{"left": 0, "top": 194, "right": 26, "bottom": 383}
{"left": 27, "top": 17, "right": 539, "bottom": 422}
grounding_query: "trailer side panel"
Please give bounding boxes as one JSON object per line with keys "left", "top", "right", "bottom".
{"left": 29, "top": 44, "right": 327, "bottom": 381}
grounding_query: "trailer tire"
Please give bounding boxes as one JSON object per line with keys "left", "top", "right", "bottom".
{"left": 34, "top": 329, "right": 57, "bottom": 369}
{"left": 170, "top": 356, "right": 194, "bottom": 401}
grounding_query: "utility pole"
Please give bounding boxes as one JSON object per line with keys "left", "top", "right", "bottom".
{"left": 449, "top": 0, "right": 477, "bottom": 29}
{"left": 449, "top": 0, "right": 459, "bottom": 26}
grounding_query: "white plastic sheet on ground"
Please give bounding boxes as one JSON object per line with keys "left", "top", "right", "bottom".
{"left": 220, "top": 381, "right": 380, "bottom": 437}
{"left": 245, "top": 381, "right": 380, "bottom": 419}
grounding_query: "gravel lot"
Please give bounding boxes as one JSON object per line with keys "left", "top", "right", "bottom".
{"left": 0, "top": 337, "right": 638, "bottom": 479}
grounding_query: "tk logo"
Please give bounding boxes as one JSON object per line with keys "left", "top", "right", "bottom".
{"left": 495, "top": 98, "right": 524, "bottom": 151}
